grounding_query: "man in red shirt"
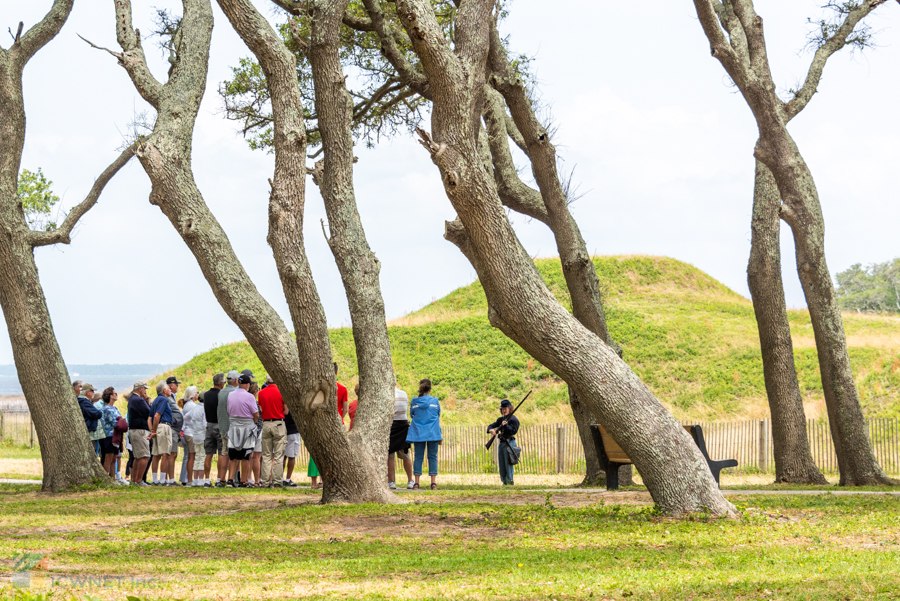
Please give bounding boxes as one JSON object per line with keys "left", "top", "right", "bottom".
{"left": 258, "top": 374, "right": 289, "bottom": 487}
{"left": 335, "top": 362, "right": 348, "bottom": 422}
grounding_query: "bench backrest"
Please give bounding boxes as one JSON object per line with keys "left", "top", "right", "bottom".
{"left": 597, "top": 423, "right": 695, "bottom": 464}
{"left": 596, "top": 424, "right": 632, "bottom": 464}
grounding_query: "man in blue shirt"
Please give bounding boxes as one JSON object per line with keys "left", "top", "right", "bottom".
{"left": 77, "top": 381, "right": 102, "bottom": 455}
{"left": 149, "top": 381, "right": 175, "bottom": 485}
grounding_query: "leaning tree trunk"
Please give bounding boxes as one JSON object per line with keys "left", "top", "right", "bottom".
{"left": 759, "top": 135, "right": 896, "bottom": 486}
{"left": 747, "top": 160, "right": 826, "bottom": 484}
{"left": 107, "top": 0, "right": 396, "bottom": 503}
{"left": 481, "top": 83, "right": 620, "bottom": 486}
{"left": 397, "top": 0, "right": 734, "bottom": 515}
{"left": 0, "top": 0, "right": 112, "bottom": 491}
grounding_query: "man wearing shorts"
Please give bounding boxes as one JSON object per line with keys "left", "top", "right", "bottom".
{"left": 388, "top": 381, "right": 414, "bottom": 490}
{"left": 282, "top": 410, "right": 300, "bottom": 487}
{"left": 202, "top": 373, "right": 225, "bottom": 484}
{"left": 149, "top": 381, "right": 175, "bottom": 485}
{"left": 226, "top": 373, "right": 259, "bottom": 487}
{"left": 216, "top": 371, "right": 239, "bottom": 486}
{"left": 126, "top": 382, "right": 152, "bottom": 486}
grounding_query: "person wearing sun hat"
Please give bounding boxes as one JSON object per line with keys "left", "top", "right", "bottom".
{"left": 126, "top": 381, "right": 153, "bottom": 486}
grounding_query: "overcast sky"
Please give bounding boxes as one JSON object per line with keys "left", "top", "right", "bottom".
{"left": 1, "top": 0, "right": 897, "bottom": 367}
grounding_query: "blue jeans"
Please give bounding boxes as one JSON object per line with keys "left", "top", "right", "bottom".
{"left": 413, "top": 441, "right": 439, "bottom": 476}
{"left": 93, "top": 440, "right": 101, "bottom": 456}
{"left": 498, "top": 439, "right": 517, "bottom": 485}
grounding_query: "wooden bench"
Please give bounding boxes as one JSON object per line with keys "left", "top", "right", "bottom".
{"left": 589, "top": 423, "right": 738, "bottom": 491}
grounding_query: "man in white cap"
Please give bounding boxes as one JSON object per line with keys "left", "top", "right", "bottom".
{"left": 227, "top": 372, "right": 260, "bottom": 487}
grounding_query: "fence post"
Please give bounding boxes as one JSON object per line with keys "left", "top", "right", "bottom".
{"left": 0, "top": 411, "right": 4, "bottom": 441}
{"left": 758, "top": 420, "right": 766, "bottom": 472}
{"left": 557, "top": 426, "right": 565, "bottom": 474}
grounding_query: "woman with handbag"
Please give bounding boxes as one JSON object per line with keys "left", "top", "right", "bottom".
{"left": 487, "top": 399, "right": 520, "bottom": 486}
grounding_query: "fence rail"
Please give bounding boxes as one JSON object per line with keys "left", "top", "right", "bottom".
{"left": 2, "top": 411, "right": 898, "bottom": 475}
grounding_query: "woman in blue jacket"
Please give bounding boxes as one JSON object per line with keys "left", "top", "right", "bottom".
{"left": 406, "top": 378, "right": 441, "bottom": 490}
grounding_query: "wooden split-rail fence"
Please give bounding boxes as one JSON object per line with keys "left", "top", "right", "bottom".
{"left": 2, "top": 411, "right": 899, "bottom": 475}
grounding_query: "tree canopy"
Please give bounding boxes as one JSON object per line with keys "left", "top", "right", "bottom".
{"left": 836, "top": 259, "right": 900, "bottom": 314}
{"left": 17, "top": 167, "right": 59, "bottom": 232}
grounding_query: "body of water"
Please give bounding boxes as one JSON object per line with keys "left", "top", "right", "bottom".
{"left": 0, "top": 365, "right": 174, "bottom": 397}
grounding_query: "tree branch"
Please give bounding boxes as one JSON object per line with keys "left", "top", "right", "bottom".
{"left": 784, "top": 0, "right": 886, "bottom": 120}
{"left": 110, "top": 0, "right": 164, "bottom": 109}
{"left": 482, "top": 86, "right": 548, "bottom": 223}
{"left": 28, "top": 144, "right": 137, "bottom": 248}
{"left": 77, "top": 34, "right": 123, "bottom": 61}
{"left": 361, "top": 0, "right": 432, "bottom": 100}
{"left": 342, "top": 11, "right": 374, "bottom": 31}
{"left": 692, "top": 0, "right": 742, "bottom": 79}
{"left": 10, "top": 0, "right": 73, "bottom": 70}
{"left": 269, "top": 0, "right": 303, "bottom": 16}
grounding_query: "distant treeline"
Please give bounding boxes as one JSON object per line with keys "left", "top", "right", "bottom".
{"left": 0, "top": 364, "right": 176, "bottom": 377}
{"left": 836, "top": 258, "right": 900, "bottom": 314}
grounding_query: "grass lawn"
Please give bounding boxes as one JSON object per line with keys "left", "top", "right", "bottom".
{"left": 0, "top": 485, "right": 898, "bottom": 600}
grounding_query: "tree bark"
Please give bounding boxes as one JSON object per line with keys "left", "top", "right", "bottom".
{"left": 305, "top": 0, "right": 396, "bottom": 479}
{"left": 481, "top": 76, "right": 618, "bottom": 487}
{"left": 106, "top": 0, "right": 397, "bottom": 502}
{"left": 397, "top": 0, "right": 734, "bottom": 515}
{"left": 693, "top": 0, "right": 896, "bottom": 486}
{"left": 0, "top": 0, "right": 117, "bottom": 491}
{"left": 748, "top": 160, "right": 827, "bottom": 484}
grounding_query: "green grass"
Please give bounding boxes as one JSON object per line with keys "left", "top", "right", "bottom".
{"left": 0, "top": 487, "right": 898, "bottom": 599}
{"left": 156, "top": 256, "right": 900, "bottom": 425}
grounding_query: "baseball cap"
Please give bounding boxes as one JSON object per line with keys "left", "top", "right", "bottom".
{"left": 226, "top": 370, "right": 240, "bottom": 381}
{"left": 82, "top": 383, "right": 96, "bottom": 393}
{"left": 133, "top": 381, "right": 149, "bottom": 389}
{"left": 166, "top": 376, "right": 181, "bottom": 385}
{"left": 239, "top": 373, "right": 253, "bottom": 385}
{"left": 241, "top": 369, "right": 255, "bottom": 380}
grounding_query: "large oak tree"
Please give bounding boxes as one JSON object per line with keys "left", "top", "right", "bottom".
{"left": 0, "top": 0, "right": 133, "bottom": 491}
{"left": 92, "top": 0, "right": 396, "bottom": 503}
{"left": 390, "top": 0, "right": 734, "bottom": 515}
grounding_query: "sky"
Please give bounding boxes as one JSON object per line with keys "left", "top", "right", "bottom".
{"left": 1, "top": 0, "right": 897, "bottom": 367}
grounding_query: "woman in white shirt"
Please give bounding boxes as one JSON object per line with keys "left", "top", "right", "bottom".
{"left": 181, "top": 386, "right": 204, "bottom": 487}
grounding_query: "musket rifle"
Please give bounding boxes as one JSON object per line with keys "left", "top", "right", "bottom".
{"left": 485, "top": 390, "right": 531, "bottom": 450}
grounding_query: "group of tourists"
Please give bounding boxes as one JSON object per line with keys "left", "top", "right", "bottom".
{"left": 76, "top": 367, "right": 521, "bottom": 489}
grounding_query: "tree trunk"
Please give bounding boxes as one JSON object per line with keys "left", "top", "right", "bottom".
{"left": 481, "top": 78, "right": 618, "bottom": 487}
{"left": 758, "top": 135, "right": 896, "bottom": 486}
{"left": 0, "top": 0, "right": 111, "bottom": 491}
{"left": 0, "top": 236, "right": 108, "bottom": 491}
{"left": 747, "top": 160, "right": 826, "bottom": 484}
{"left": 109, "top": 0, "right": 396, "bottom": 503}
{"left": 398, "top": 0, "right": 734, "bottom": 515}
{"left": 306, "top": 0, "right": 396, "bottom": 488}
{"left": 692, "top": 0, "right": 894, "bottom": 486}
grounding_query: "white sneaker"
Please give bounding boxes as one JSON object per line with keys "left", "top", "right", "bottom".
{"left": 388, "top": 481, "right": 397, "bottom": 490}
{"left": 406, "top": 481, "right": 415, "bottom": 490}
